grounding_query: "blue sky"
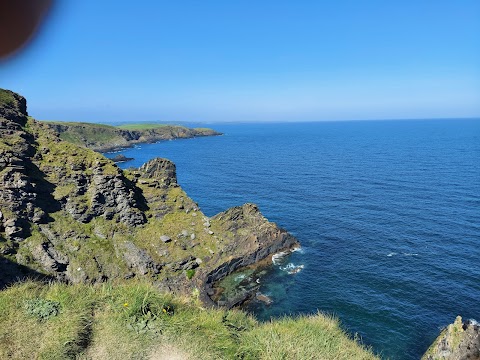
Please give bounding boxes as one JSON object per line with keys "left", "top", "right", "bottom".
{"left": 1, "top": 0, "right": 479, "bottom": 122}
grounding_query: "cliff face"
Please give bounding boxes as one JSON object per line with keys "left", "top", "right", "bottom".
{"left": 0, "top": 89, "right": 45, "bottom": 239}
{"left": 422, "top": 316, "right": 480, "bottom": 360}
{"left": 0, "top": 89, "right": 298, "bottom": 303}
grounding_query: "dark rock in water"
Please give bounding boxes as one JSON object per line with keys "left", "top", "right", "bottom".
{"left": 256, "top": 292, "right": 273, "bottom": 305}
{"left": 422, "top": 316, "right": 480, "bottom": 360}
{"left": 111, "top": 154, "right": 134, "bottom": 163}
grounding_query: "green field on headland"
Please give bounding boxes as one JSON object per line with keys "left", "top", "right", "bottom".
{"left": 41, "top": 120, "right": 221, "bottom": 152}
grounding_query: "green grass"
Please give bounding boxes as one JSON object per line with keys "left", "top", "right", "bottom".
{"left": 0, "top": 281, "right": 380, "bottom": 360}
{"left": 117, "top": 123, "right": 169, "bottom": 130}
{"left": 41, "top": 121, "right": 115, "bottom": 129}
{"left": 0, "top": 89, "right": 16, "bottom": 106}
{"left": 41, "top": 121, "right": 126, "bottom": 147}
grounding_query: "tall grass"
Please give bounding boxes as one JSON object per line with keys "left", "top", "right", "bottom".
{"left": 0, "top": 281, "right": 380, "bottom": 359}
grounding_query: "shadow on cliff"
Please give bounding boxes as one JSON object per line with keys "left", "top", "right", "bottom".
{"left": 0, "top": 255, "right": 54, "bottom": 290}
{"left": 28, "top": 162, "right": 62, "bottom": 217}
{"left": 123, "top": 175, "right": 150, "bottom": 212}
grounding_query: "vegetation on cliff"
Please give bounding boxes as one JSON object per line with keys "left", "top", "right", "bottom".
{"left": 42, "top": 120, "right": 222, "bottom": 152}
{"left": 0, "top": 281, "right": 379, "bottom": 359}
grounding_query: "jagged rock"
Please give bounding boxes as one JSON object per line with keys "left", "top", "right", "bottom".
{"left": 422, "top": 316, "right": 480, "bottom": 360}
{"left": 201, "top": 203, "right": 299, "bottom": 307}
{"left": 121, "top": 241, "right": 161, "bottom": 275}
{"left": 0, "top": 91, "right": 57, "bottom": 238}
{"left": 138, "top": 158, "right": 177, "bottom": 187}
{"left": 160, "top": 235, "right": 171, "bottom": 243}
{"left": 31, "top": 242, "right": 69, "bottom": 273}
{"left": 88, "top": 170, "right": 146, "bottom": 227}
{"left": 169, "top": 256, "right": 199, "bottom": 271}
{"left": 4, "top": 219, "right": 22, "bottom": 238}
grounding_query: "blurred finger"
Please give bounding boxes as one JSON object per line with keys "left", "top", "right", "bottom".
{"left": 0, "top": 0, "right": 53, "bottom": 59}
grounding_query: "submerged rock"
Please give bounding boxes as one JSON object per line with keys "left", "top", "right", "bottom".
{"left": 256, "top": 292, "right": 273, "bottom": 305}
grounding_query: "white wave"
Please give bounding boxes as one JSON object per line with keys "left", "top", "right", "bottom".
{"left": 403, "top": 253, "right": 419, "bottom": 256}
{"left": 272, "top": 251, "right": 288, "bottom": 265}
{"left": 280, "top": 263, "right": 304, "bottom": 274}
{"left": 291, "top": 246, "right": 304, "bottom": 254}
{"left": 387, "top": 252, "right": 397, "bottom": 257}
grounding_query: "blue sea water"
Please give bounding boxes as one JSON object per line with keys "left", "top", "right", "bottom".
{"left": 108, "top": 119, "right": 480, "bottom": 360}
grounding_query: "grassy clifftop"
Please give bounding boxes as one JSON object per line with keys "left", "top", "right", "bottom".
{"left": 0, "top": 281, "right": 379, "bottom": 360}
{"left": 42, "top": 120, "right": 222, "bottom": 152}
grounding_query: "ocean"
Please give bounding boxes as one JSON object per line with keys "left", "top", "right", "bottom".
{"left": 108, "top": 119, "right": 480, "bottom": 360}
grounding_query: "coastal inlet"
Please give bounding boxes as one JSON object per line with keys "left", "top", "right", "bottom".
{"left": 212, "top": 248, "right": 304, "bottom": 309}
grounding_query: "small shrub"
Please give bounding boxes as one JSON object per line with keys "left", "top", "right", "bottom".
{"left": 185, "top": 269, "right": 195, "bottom": 279}
{"left": 24, "top": 298, "right": 60, "bottom": 321}
{"left": 126, "top": 311, "right": 159, "bottom": 335}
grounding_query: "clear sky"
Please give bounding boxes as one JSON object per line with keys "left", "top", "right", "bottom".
{"left": 1, "top": 0, "right": 479, "bottom": 123}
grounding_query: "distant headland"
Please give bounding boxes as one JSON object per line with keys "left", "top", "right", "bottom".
{"left": 41, "top": 120, "right": 222, "bottom": 152}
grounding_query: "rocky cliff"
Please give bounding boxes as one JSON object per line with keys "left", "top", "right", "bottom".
{"left": 0, "top": 89, "right": 298, "bottom": 304}
{"left": 422, "top": 316, "right": 480, "bottom": 360}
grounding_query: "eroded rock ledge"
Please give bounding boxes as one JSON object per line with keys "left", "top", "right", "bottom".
{"left": 200, "top": 204, "right": 299, "bottom": 307}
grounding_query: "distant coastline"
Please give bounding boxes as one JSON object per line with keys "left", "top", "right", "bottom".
{"left": 41, "top": 120, "right": 222, "bottom": 153}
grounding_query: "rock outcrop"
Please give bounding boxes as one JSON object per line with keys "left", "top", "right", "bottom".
{"left": 139, "top": 158, "right": 177, "bottom": 187}
{"left": 422, "top": 316, "right": 480, "bottom": 360}
{"left": 200, "top": 203, "right": 299, "bottom": 306}
{"left": 0, "top": 90, "right": 48, "bottom": 242}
